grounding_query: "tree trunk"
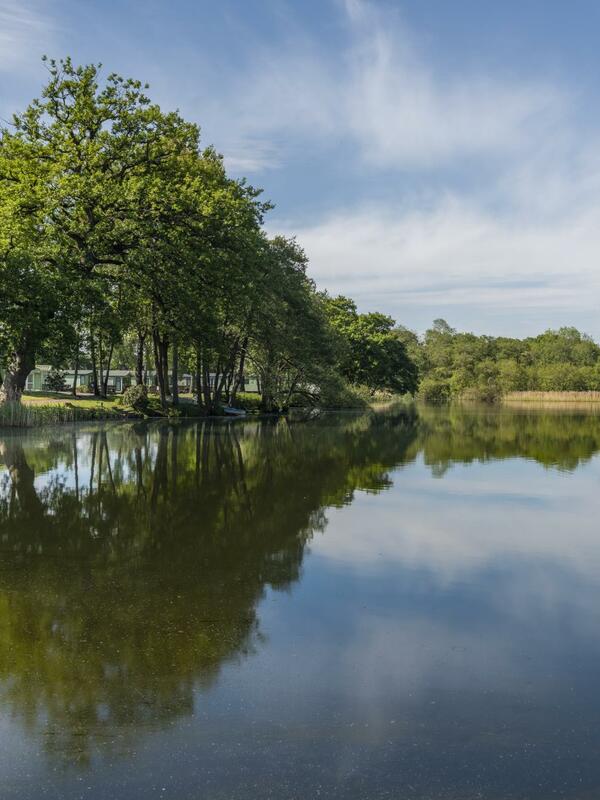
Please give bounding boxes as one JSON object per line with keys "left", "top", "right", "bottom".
{"left": 153, "top": 326, "right": 167, "bottom": 409}
{"left": 102, "top": 341, "right": 114, "bottom": 397}
{"left": 136, "top": 331, "right": 146, "bottom": 385}
{"left": 161, "top": 339, "right": 171, "bottom": 398}
{"left": 0, "top": 346, "right": 35, "bottom": 404}
{"left": 90, "top": 335, "right": 100, "bottom": 397}
{"left": 260, "top": 361, "right": 275, "bottom": 412}
{"left": 171, "top": 340, "right": 179, "bottom": 407}
{"left": 72, "top": 338, "right": 80, "bottom": 397}
{"left": 202, "top": 357, "right": 212, "bottom": 411}
{"left": 97, "top": 335, "right": 105, "bottom": 398}
{"left": 217, "top": 343, "right": 240, "bottom": 406}
{"left": 195, "top": 347, "right": 202, "bottom": 408}
{"left": 230, "top": 335, "right": 249, "bottom": 405}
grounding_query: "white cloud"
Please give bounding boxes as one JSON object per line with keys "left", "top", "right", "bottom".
{"left": 341, "top": 0, "right": 565, "bottom": 168}
{"left": 205, "top": 1, "right": 600, "bottom": 328}
{"left": 3, "top": 0, "right": 598, "bottom": 330}
{"left": 274, "top": 194, "right": 600, "bottom": 319}
{"left": 200, "top": 0, "right": 565, "bottom": 173}
{"left": 222, "top": 139, "right": 283, "bottom": 173}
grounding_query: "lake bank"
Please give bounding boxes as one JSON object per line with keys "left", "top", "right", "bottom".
{"left": 0, "top": 390, "right": 270, "bottom": 428}
{"left": 0, "top": 388, "right": 382, "bottom": 428}
{"left": 503, "top": 390, "right": 600, "bottom": 405}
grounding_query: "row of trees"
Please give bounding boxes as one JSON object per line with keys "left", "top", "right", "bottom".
{"left": 399, "top": 320, "right": 600, "bottom": 401}
{"left": 0, "top": 58, "right": 416, "bottom": 411}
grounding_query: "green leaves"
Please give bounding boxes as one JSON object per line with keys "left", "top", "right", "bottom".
{"left": 0, "top": 57, "right": 419, "bottom": 408}
{"left": 323, "top": 295, "right": 418, "bottom": 395}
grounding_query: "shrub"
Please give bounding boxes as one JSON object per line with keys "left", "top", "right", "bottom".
{"left": 461, "top": 383, "right": 503, "bottom": 404}
{"left": 235, "top": 392, "right": 263, "bottom": 412}
{"left": 45, "top": 370, "right": 67, "bottom": 392}
{"left": 122, "top": 383, "right": 149, "bottom": 412}
{"left": 303, "top": 370, "right": 368, "bottom": 409}
{"left": 418, "top": 377, "right": 451, "bottom": 403}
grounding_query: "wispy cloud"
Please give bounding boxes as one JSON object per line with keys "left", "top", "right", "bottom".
{"left": 4, "top": 0, "right": 600, "bottom": 332}
{"left": 242, "top": 1, "right": 600, "bottom": 330}
{"left": 341, "top": 0, "right": 565, "bottom": 168}
{"left": 198, "top": 0, "right": 565, "bottom": 173}
{"left": 276, "top": 194, "right": 600, "bottom": 326}
{"left": 0, "top": 0, "right": 56, "bottom": 73}
{"left": 222, "top": 138, "right": 283, "bottom": 173}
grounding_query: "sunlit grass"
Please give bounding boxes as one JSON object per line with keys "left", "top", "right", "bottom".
{"left": 3, "top": 390, "right": 266, "bottom": 427}
{"left": 0, "top": 401, "right": 125, "bottom": 428}
{"left": 504, "top": 391, "right": 600, "bottom": 403}
{"left": 22, "top": 391, "right": 121, "bottom": 409}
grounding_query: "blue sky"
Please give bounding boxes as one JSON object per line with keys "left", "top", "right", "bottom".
{"left": 3, "top": 0, "right": 600, "bottom": 337}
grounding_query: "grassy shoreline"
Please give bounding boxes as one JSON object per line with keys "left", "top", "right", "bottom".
{"left": 0, "top": 400, "right": 141, "bottom": 428}
{"left": 503, "top": 391, "right": 600, "bottom": 404}
{"left": 0, "top": 391, "right": 241, "bottom": 429}
{"left": 0, "top": 389, "right": 389, "bottom": 429}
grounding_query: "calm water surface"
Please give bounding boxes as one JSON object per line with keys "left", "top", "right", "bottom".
{"left": 2, "top": 404, "right": 600, "bottom": 799}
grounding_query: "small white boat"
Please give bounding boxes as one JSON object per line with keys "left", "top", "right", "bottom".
{"left": 223, "top": 406, "right": 247, "bottom": 417}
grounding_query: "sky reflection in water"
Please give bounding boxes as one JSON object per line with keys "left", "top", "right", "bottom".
{"left": 1, "top": 404, "right": 600, "bottom": 799}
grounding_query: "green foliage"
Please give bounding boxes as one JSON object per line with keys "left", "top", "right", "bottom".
{"left": 122, "top": 383, "right": 149, "bottom": 412}
{"left": 304, "top": 369, "right": 368, "bottom": 409}
{"left": 461, "top": 383, "right": 503, "bottom": 404}
{"left": 235, "top": 392, "right": 263, "bottom": 413}
{"left": 0, "top": 58, "right": 419, "bottom": 410}
{"left": 323, "top": 296, "right": 418, "bottom": 396}
{"left": 45, "top": 370, "right": 67, "bottom": 392}
{"left": 411, "top": 320, "right": 600, "bottom": 399}
{"left": 418, "top": 376, "right": 452, "bottom": 403}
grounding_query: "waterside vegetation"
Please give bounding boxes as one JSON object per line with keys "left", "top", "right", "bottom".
{"left": 405, "top": 320, "right": 600, "bottom": 404}
{"left": 0, "top": 58, "right": 416, "bottom": 418}
{"left": 3, "top": 59, "right": 600, "bottom": 427}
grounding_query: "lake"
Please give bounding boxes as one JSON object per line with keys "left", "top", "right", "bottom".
{"left": 2, "top": 403, "right": 600, "bottom": 799}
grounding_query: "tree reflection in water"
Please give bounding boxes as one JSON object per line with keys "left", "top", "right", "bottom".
{"left": 1, "top": 402, "right": 599, "bottom": 768}
{"left": 0, "top": 408, "right": 417, "bottom": 766}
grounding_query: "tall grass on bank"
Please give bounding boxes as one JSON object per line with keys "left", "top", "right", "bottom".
{"left": 504, "top": 391, "right": 600, "bottom": 404}
{"left": 0, "top": 402, "right": 124, "bottom": 428}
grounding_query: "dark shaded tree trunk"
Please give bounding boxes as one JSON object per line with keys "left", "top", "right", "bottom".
{"left": 102, "top": 340, "right": 114, "bottom": 397}
{"left": 136, "top": 331, "right": 146, "bottom": 385}
{"left": 0, "top": 344, "right": 35, "bottom": 404}
{"left": 171, "top": 339, "right": 179, "bottom": 407}
{"left": 195, "top": 346, "right": 202, "bottom": 408}
{"left": 72, "top": 336, "right": 80, "bottom": 397}
{"left": 230, "top": 335, "right": 249, "bottom": 405}
{"left": 153, "top": 326, "right": 167, "bottom": 409}
{"left": 161, "top": 338, "right": 171, "bottom": 398}
{"left": 202, "top": 357, "right": 212, "bottom": 411}
{"left": 217, "top": 342, "right": 240, "bottom": 406}
{"left": 97, "top": 335, "right": 105, "bottom": 397}
{"left": 90, "top": 335, "right": 100, "bottom": 397}
{"left": 260, "top": 357, "right": 276, "bottom": 412}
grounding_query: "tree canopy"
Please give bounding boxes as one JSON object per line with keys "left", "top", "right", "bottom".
{"left": 409, "top": 321, "right": 600, "bottom": 401}
{"left": 0, "top": 58, "right": 416, "bottom": 409}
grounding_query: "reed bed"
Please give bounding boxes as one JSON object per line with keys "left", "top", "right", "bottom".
{"left": 504, "top": 391, "right": 600, "bottom": 404}
{"left": 0, "top": 402, "right": 124, "bottom": 428}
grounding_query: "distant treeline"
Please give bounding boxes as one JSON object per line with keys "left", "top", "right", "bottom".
{"left": 0, "top": 58, "right": 416, "bottom": 412}
{"left": 398, "top": 320, "right": 600, "bottom": 402}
